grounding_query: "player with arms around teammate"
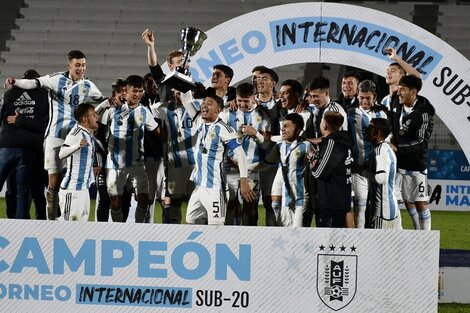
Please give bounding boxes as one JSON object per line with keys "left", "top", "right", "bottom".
{"left": 223, "top": 82, "right": 270, "bottom": 225}
{"left": 98, "top": 75, "right": 161, "bottom": 223}
{"left": 311, "top": 111, "right": 353, "bottom": 228}
{"left": 58, "top": 103, "right": 99, "bottom": 221}
{"left": 4, "top": 50, "right": 103, "bottom": 220}
{"left": 347, "top": 80, "right": 388, "bottom": 228}
{"left": 264, "top": 113, "right": 313, "bottom": 227}
{"left": 359, "top": 118, "right": 401, "bottom": 229}
{"left": 181, "top": 90, "right": 255, "bottom": 225}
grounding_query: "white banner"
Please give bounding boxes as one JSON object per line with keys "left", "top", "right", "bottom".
{"left": 0, "top": 220, "right": 439, "bottom": 312}
{"left": 162, "top": 2, "right": 470, "bottom": 162}
{"left": 429, "top": 179, "right": 470, "bottom": 211}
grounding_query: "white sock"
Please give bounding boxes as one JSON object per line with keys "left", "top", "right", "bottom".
{"left": 272, "top": 200, "right": 281, "bottom": 225}
{"left": 418, "top": 208, "right": 431, "bottom": 230}
{"left": 355, "top": 199, "right": 367, "bottom": 228}
{"left": 408, "top": 207, "right": 420, "bottom": 230}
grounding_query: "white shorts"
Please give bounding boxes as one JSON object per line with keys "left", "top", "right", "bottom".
{"left": 397, "top": 169, "right": 429, "bottom": 202}
{"left": 44, "top": 137, "right": 65, "bottom": 174}
{"left": 280, "top": 205, "right": 306, "bottom": 227}
{"left": 259, "top": 164, "right": 277, "bottom": 197}
{"left": 186, "top": 186, "right": 227, "bottom": 225}
{"left": 106, "top": 164, "right": 149, "bottom": 197}
{"left": 352, "top": 173, "right": 369, "bottom": 200}
{"left": 145, "top": 158, "right": 165, "bottom": 202}
{"left": 271, "top": 166, "right": 283, "bottom": 197}
{"left": 167, "top": 166, "right": 194, "bottom": 197}
{"left": 226, "top": 171, "right": 260, "bottom": 201}
{"left": 59, "top": 189, "right": 90, "bottom": 221}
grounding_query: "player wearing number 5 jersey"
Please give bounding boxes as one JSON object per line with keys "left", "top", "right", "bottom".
{"left": 4, "top": 50, "right": 103, "bottom": 221}
{"left": 181, "top": 90, "right": 255, "bottom": 225}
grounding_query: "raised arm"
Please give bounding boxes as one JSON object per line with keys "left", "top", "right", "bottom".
{"left": 180, "top": 90, "right": 200, "bottom": 119}
{"left": 386, "top": 47, "right": 421, "bottom": 79}
{"left": 142, "top": 29, "right": 157, "bottom": 67}
{"left": 5, "top": 77, "right": 38, "bottom": 90}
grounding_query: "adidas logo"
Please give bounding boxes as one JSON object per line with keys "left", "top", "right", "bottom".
{"left": 419, "top": 194, "right": 424, "bottom": 198}
{"left": 14, "top": 92, "right": 36, "bottom": 106}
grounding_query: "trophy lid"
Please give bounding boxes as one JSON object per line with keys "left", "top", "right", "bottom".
{"left": 180, "top": 27, "right": 207, "bottom": 56}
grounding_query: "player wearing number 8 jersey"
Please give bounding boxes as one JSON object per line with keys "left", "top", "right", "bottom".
{"left": 4, "top": 50, "right": 103, "bottom": 221}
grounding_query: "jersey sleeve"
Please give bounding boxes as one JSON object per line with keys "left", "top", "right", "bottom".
{"left": 86, "top": 81, "right": 103, "bottom": 101}
{"left": 59, "top": 130, "right": 82, "bottom": 159}
{"left": 143, "top": 106, "right": 158, "bottom": 131}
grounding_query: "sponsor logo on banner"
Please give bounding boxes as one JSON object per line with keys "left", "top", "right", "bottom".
{"left": 317, "top": 254, "right": 357, "bottom": 311}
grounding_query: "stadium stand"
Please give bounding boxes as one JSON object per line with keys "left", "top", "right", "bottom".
{"left": 0, "top": 0, "right": 467, "bottom": 150}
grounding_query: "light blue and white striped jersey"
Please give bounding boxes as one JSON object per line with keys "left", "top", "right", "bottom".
{"left": 39, "top": 72, "right": 102, "bottom": 139}
{"left": 381, "top": 95, "right": 392, "bottom": 110}
{"left": 191, "top": 116, "right": 240, "bottom": 190}
{"left": 60, "top": 125, "right": 95, "bottom": 191}
{"left": 150, "top": 100, "right": 200, "bottom": 168}
{"left": 367, "top": 141, "right": 399, "bottom": 221}
{"left": 222, "top": 105, "right": 270, "bottom": 169}
{"left": 271, "top": 139, "right": 312, "bottom": 209}
{"left": 348, "top": 106, "right": 388, "bottom": 166}
{"left": 101, "top": 103, "right": 158, "bottom": 169}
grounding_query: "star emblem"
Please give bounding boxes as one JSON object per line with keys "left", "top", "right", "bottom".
{"left": 329, "top": 245, "right": 335, "bottom": 251}
{"left": 340, "top": 245, "right": 346, "bottom": 252}
{"left": 350, "top": 246, "right": 357, "bottom": 252}
{"left": 319, "top": 244, "right": 325, "bottom": 251}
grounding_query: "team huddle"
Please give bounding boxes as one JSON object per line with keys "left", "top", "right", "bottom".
{"left": 1, "top": 28, "right": 435, "bottom": 230}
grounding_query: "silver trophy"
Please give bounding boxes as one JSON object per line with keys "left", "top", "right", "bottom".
{"left": 162, "top": 27, "right": 207, "bottom": 92}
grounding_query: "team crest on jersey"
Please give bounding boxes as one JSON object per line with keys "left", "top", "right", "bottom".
{"left": 210, "top": 131, "right": 216, "bottom": 139}
{"left": 317, "top": 254, "right": 357, "bottom": 311}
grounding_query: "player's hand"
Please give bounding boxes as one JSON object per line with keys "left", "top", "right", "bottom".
{"left": 385, "top": 47, "right": 398, "bottom": 60}
{"left": 294, "top": 100, "right": 308, "bottom": 113}
{"left": 262, "top": 128, "right": 272, "bottom": 142}
{"left": 308, "top": 137, "right": 322, "bottom": 145}
{"left": 141, "top": 29, "right": 154, "bottom": 46}
{"left": 242, "top": 125, "right": 257, "bottom": 137}
{"left": 6, "top": 110, "right": 19, "bottom": 124}
{"left": 240, "top": 177, "right": 256, "bottom": 203}
{"left": 79, "top": 139, "right": 88, "bottom": 148}
{"left": 93, "top": 166, "right": 101, "bottom": 177}
{"left": 4, "top": 77, "right": 16, "bottom": 89}
{"left": 109, "top": 96, "right": 124, "bottom": 107}
{"left": 389, "top": 142, "right": 398, "bottom": 152}
{"left": 228, "top": 99, "right": 238, "bottom": 111}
